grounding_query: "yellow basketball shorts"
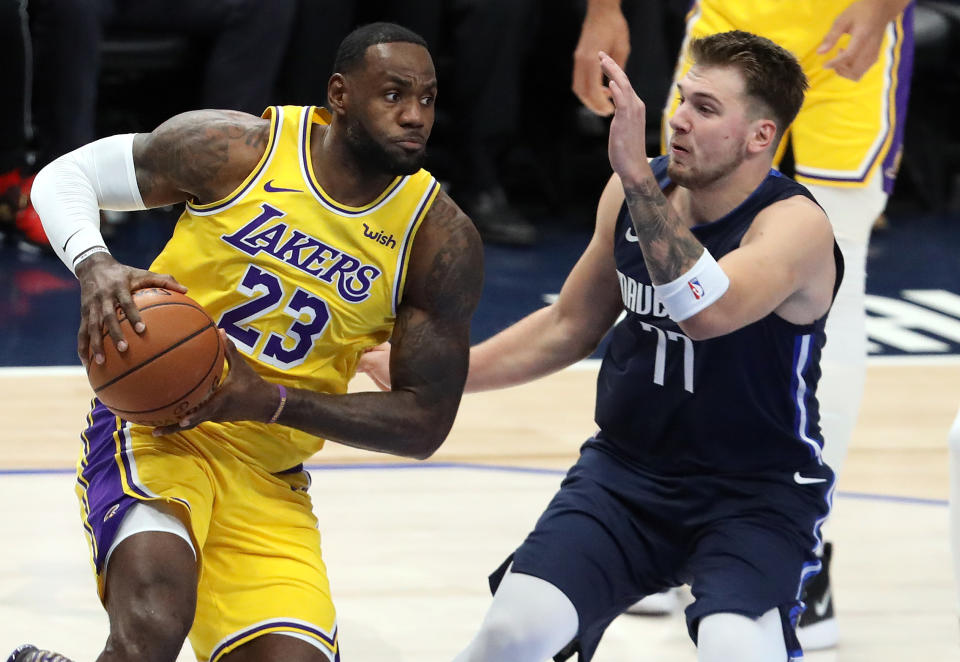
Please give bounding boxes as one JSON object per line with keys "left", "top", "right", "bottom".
{"left": 663, "top": 0, "right": 914, "bottom": 193}
{"left": 75, "top": 400, "right": 339, "bottom": 662}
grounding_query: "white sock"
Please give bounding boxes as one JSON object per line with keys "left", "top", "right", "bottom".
{"left": 453, "top": 569, "right": 579, "bottom": 662}
{"left": 804, "top": 179, "right": 887, "bottom": 483}
{"left": 949, "top": 407, "right": 960, "bottom": 613}
{"left": 697, "top": 608, "right": 787, "bottom": 662}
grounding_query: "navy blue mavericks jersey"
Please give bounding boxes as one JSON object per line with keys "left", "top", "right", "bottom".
{"left": 591, "top": 155, "right": 843, "bottom": 475}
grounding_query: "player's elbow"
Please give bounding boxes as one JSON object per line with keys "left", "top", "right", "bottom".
{"left": 407, "top": 427, "right": 448, "bottom": 460}
{"left": 407, "top": 411, "right": 455, "bottom": 460}
{"left": 409, "top": 440, "right": 442, "bottom": 461}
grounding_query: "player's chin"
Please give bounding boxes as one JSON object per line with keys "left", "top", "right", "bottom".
{"left": 390, "top": 149, "right": 426, "bottom": 175}
{"left": 668, "top": 149, "right": 689, "bottom": 166}
{"left": 666, "top": 163, "right": 699, "bottom": 188}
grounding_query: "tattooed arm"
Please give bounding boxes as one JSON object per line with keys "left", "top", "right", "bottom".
{"left": 620, "top": 175, "right": 704, "bottom": 284}
{"left": 156, "top": 190, "right": 485, "bottom": 459}
{"left": 30, "top": 110, "right": 269, "bottom": 366}
{"left": 597, "top": 51, "right": 703, "bottom": 285}
{"left": 133, "top": 109, "right": 270, "bottom": 206}
{"left": 368, "top": 190, "right": 485, "bottom": 453}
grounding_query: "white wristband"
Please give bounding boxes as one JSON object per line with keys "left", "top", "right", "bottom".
{"left": 653, "top": 248, "right": 730, "bottom": 322}
{"left": 30, "top": 133, "right": 146, "bottom": 276}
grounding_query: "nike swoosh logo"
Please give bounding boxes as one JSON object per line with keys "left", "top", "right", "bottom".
{"left": 264, "top": 179, "right": 303, "bottom": 193}
{"left": 793, "top": 472, "right": 827, "bottom": 485}
{"left": 625, "top": 226, "right": 639, "bottom": 243}
{"left": 813, "top": 590, "right": 831, "bottom": 617}
{"left": 62, "top": 228, "right": 83, "bottom": 252}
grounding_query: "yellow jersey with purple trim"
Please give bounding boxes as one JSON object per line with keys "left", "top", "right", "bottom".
{"left": 149, "top": 105, "right": 440, "bottom": 471}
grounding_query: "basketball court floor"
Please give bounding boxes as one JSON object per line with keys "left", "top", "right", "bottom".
{"left": 1, "top": 207, "right": 958, "bottom": 660}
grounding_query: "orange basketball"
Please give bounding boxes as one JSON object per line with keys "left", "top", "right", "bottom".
{"left": 86, "top": 288, "right": 225, "bottom": 426}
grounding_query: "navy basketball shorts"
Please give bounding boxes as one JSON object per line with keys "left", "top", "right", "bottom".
{"left": 491, "top": 442, "right": 834, "bottom": 661}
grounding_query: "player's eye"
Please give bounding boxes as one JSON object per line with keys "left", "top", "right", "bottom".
{"left": 385, "top": 92, "right": 400, "bottom": 103}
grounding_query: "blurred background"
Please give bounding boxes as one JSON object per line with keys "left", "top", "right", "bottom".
{"left": 1, "top": 0, "right": 959, "bottom": 365}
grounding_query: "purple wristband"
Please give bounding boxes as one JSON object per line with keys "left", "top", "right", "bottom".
{"left": 268, "top": 384, "right": 287, "bottom": 424}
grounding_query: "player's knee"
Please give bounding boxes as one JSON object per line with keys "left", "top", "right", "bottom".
{"left": 106, "top": 599, "right": 192, "bottom": 662}
{"left": 468, "top": 612, "right": 548, "bottom": 660}
{"left": 696, "top": 610, "right": 786, "bottom": 662}
{"left": 461, "top": 570, "right": 578, "bottom": 660}
{"left": 105, "top": 565, "right": 196, "bottom": 660}
{"left": 697, "top": 617, "right": 751, "bottom": 662}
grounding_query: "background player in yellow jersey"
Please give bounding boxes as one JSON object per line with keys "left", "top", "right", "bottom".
{"left": 8, "top": 22, "right": 483, "bottom": 662}
{"left": 572, "top": 0, "right": 914, "bottom": 647}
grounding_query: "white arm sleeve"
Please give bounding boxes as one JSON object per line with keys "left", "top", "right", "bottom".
{"left": 30, "top": 133, "right": 147, "bottom": 276}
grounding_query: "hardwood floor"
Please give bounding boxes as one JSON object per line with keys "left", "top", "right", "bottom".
{"left": 1, "top": 361, "right": 957, "bottom": 660}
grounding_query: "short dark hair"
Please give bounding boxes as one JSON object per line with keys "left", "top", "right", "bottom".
{"left": 333, "top": 22, "right": 429, "bottom": 75}
{"left": 689, "top": 30, "right": 807, "bottom": 139}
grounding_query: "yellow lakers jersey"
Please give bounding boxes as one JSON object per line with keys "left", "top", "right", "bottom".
{"left": 148, "top": 105, "right": 440, "bottom": 471}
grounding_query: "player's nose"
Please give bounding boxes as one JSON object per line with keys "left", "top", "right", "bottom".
{"left": 398, "top": 99, "right": 426, "bottom": 127}
{"left": 668, "top": 106, "right": 691, "bottom": 134}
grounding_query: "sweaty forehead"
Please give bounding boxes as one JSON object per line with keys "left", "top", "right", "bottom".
{"left": 360, "top": 42, "right": 436, "bottom": 83}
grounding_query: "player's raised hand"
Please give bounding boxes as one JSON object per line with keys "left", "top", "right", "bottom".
{"left": 74, "top": 252, "right": 187, "bottom": 368}
{"left": 818, "top": 0, "right": 902, "bottom": 81}
{"left": 356, "top": 342, "right": 393, "bottom": 391}
{"left": 573, "top": 1, "right": 630, "bottom": 116}
{"left": 599, "top": 51, "right": 648, "bottom": 185}
{"left": 153, "top": 330, "right": 275, "bottom": 435}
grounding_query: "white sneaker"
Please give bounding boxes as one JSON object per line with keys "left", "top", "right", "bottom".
{"left": 625, "top": 588, "right": 681, "bottom": 616}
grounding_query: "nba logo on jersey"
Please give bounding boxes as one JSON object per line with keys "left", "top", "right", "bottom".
{"left": 688, "top": 278, "right": 704, "bottom": 300}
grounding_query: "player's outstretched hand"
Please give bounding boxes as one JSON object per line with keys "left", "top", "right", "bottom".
{"left": 356, "top": 342, "right": 393, "bottom": 391}
{"left": 573, "top": 2, "right": 630, "bottom": 116}
{"left": 152, "top": 329, "right": 276, "bottom": 436}
{"left": 599, "top": 51, "right": 648, "bottom": 185}
{"left": 818, "top": 0, "right": 899, "bottom": 81}
{"left": 74, "top": 251, "right": 187, "bottom": 369}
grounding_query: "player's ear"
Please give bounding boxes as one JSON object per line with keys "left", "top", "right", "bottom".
{"left": 327, "top": 73, "right": 348, "bottom": 116}
{"left": 748, "top": 118, "right": 777, "bottom": 155}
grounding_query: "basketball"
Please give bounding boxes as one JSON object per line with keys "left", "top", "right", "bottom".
{"left": 86, "top": 288, "right": 225, "bottom": 426}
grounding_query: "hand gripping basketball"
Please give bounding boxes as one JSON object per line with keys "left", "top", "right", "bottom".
{"left": 151, "top": 330, "right": 284, "bottom": 436}
{"left": 86, "top": 288, "right": 226, "bottom": 426}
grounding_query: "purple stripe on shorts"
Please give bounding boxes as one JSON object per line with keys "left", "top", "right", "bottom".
{"left": 881, "top": 5, "right": 914, "bottom": 194}
{"left": 78, "top": 400, "right": 138, "bottom": 572}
